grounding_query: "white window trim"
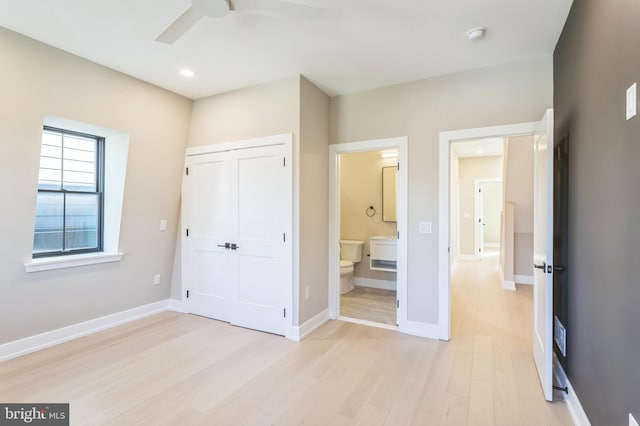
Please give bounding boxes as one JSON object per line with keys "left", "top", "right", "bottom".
{"left": 27, "top": 115, "right": 130, "bottom": 271}
{"left": 25, "top": 252, "right": 124, "bottom": 273}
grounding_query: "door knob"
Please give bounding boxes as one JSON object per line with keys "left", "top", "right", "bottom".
{"left": 533, "top": 263, "right": 546, "bottom": 270}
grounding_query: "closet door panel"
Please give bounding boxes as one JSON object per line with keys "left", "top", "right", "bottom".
{"left": 184, "top": 154, "right": 234, "bottom": 322}
{"left": 232, "top": 146, "right": 291, "bottom": 335}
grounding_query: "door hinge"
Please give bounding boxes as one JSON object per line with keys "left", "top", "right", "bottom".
{"left": 397, "top": 231, "right": 399, "bottom": 239}
{"left": 283, "top": 308, "right": 286, "bottom": 318}
{"left": 186, "top": 290, "right": 190, "bottom": 298}
{"left": 397, "top": 162, "right": 400, "bottom": 171}
{"left": 283, "top": 157, "right": 286, "bottom": 167}
{"left": 186, "top": 167, "right": 189, "bottom": 176}
{"left": 397, "top": 300, "right": 399, "bottom": 308}
{"left": 283, "top": 233, "right": 286, "bottom": 242}
{"left": 186, "top": 228, "right": 189, "bottom": 237}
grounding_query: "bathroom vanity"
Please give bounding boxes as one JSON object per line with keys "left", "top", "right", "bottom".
{"left": 369, "top": 236, "right": 397, "bottom": 272}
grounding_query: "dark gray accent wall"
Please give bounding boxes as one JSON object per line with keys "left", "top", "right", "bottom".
{"left": 554, "top": 1, "right": 640, "bottom": 424}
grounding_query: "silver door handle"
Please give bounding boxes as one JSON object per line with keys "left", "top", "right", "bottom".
{"left": 533, "top": 263, "right": 546, "bottom": 270}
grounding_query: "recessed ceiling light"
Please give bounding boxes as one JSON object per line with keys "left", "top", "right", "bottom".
{"left": 467, "top": 27, "right": 487, "bottom": 41}
{"left": 180, "top": 68, "right": 195, "bottom": 78}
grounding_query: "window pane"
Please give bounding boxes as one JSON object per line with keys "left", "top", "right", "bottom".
{"left": 33, "top": 192, "right": 64, "bottom": 253}
{"left": 63, "top": 135, "right": 96, "bottom": 191}
{"left": 38, "top": 135, "right": 62, "bottom": 190}
{"left": 65, "top": 193, "right": 99, "bottom": 251}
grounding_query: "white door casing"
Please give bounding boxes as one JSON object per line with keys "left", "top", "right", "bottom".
{"left": 439, "top": 122, "right": 538, "bottom": 341}
{"left": 532, "top": 109, "right": 554, "bottom": 401}
{"left": 328, "top": 137, "right": 408, "bottom": 331}
{"left": 182, "top": 134, "right": 293, "bottom": 337}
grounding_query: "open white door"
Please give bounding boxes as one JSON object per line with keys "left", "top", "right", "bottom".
{"left": 533, "top": 109, "right": 554, "bottom": 401}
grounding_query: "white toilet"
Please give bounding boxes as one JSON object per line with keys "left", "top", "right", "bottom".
{"left": 339, "top": 240, "right": 364, "bottom": 294}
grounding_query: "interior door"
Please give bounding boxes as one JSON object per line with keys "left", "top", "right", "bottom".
{"left": 183, "top": 152, "right": 234, "bottom": 322}
{"left": 232, "top": 145, "right": 292, "bottom": 335}
{"left": 533, "top": 109, "right": 554, "bottom": 401}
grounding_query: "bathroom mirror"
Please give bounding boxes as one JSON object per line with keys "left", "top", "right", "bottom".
{"left": 382, "top": 166, "right": 397, "bottom": 222}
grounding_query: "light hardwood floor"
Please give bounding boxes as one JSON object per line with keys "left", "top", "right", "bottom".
{"left": 340, "top": 286, "right": 397, "bottom": 326}
{"left": 0, "top": 256, "right": 573, "bottom": 425}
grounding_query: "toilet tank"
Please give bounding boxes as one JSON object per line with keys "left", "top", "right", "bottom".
{"left": 339, "top": 240, "right": 364, "bottom": 262}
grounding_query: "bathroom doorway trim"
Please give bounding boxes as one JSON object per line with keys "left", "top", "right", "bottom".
{"left": 328, "top": 136, "right": 408, "bottom": 332}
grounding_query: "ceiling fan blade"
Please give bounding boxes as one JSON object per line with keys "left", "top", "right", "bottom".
{"left": 155, "top": 6, "right": 204, "bottom": 44}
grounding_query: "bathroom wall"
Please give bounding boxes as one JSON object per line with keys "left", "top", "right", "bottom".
{"left": 458, "top": 156, "right": 503, "bottom": 256}
{"left": 340, "top": 150, "right": 397, "bottom": 283}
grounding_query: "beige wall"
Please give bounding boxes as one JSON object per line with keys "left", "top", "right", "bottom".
{"left": 0, "top": 28, "right": 192, "bottom": 344}
{"left": 449, "top": 152, "right": 461, "bottom": 266}
{"left": 458, "top": 156, "right": 503, "bottom": 255}
{"left": 179, "top": 75, "right": 330, "bottom": 325}
{"left": 299, "top": 76, "right": 330, "bottom": 323}
{"left": 504, "top": 135, "right": 534, "bottom": 277}
{"left": 340, "top": 151, "right": 397, "bottom": 281}
{"left": 330, "top": 58, "right": 552, "bottom": 324}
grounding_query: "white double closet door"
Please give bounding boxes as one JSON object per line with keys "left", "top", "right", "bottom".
{"left": 182, "top": 137, "right": 292, "bottom": 336}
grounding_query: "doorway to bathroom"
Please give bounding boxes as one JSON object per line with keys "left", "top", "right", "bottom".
{"left": 328, "top": 137, "right": 408, "bottom": 332}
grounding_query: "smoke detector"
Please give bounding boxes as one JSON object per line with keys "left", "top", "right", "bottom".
{"left": 467, "top": 27, "right": 487, "bottom": 41}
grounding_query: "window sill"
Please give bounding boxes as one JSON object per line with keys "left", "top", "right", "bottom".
{"left": 25, "top": 252, "right": 124, "bottom": 273}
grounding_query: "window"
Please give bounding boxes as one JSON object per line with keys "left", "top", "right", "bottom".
{"left": 33, "top": 126, "right": 105, "bottom": 257}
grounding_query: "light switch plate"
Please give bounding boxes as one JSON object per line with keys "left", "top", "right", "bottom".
{"left": 153, "top": 274, "right": 161, "bottom": 285}
{"left": 626, "top": 83, "right": 637, "bottom": 120}
{"left": 419, "top": 221, "right": 432, "bottom": 234}
{"left": 159, "top": 220, "right": 168, "bottom": 231}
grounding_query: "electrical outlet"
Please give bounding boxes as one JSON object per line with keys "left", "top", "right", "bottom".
{"left": 153, "top": 274, "right": 161, "bottom": 285}
{"left": 159, "top": 220, "right": 168, "bottom": 231}
{"left": 304, "top": 286, "right": 310, "bottom": 300}
{"left": 554, "top": 316, "right": 567, "bottom": 356}
{"left": 630, "top": 413, "right": 639, "bottom": 426}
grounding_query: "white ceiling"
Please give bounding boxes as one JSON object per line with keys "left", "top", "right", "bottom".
{"left": 0, "top": 0, "right": 573, "bottom": 100}
{"left": 452, "top": 137, "right": 504, "bottom": 158}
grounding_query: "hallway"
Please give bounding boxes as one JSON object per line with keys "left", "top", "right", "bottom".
{"left": 447, "top": 255, "right": 571, "bottom": 424}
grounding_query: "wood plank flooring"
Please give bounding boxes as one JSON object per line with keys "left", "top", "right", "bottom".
{"left": 0, "top": 256, "right": 573, "bottom": 425}
{"left": 340, "top": 286, "right": 397, "bottom": 326}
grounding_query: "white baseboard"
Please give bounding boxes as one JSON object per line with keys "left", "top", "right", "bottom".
{"left": 402, "top": 320, "right": 440, "bottom": 340}
{"left": 553, "top": 354, "right": 591, "bottom": 426}
{"left": 502, "top": 280, "right": 516, "bottom": 291}
{"left": 0, "top": 300, "right": 172, "bottom": 363}
{"left": 630, "top": 414, "right": 639, "bottom": 426}
{"left": 353, "top": 277, "right": 396, "bottom": 291}
{"left": 168, "top": 298, "right": 185, "bottom": 312}
{"left": 515, "top": 274, "right": 534, "bottom": 285}
{"left": 289, "top": 308, "right": 329, "bottom": 342}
